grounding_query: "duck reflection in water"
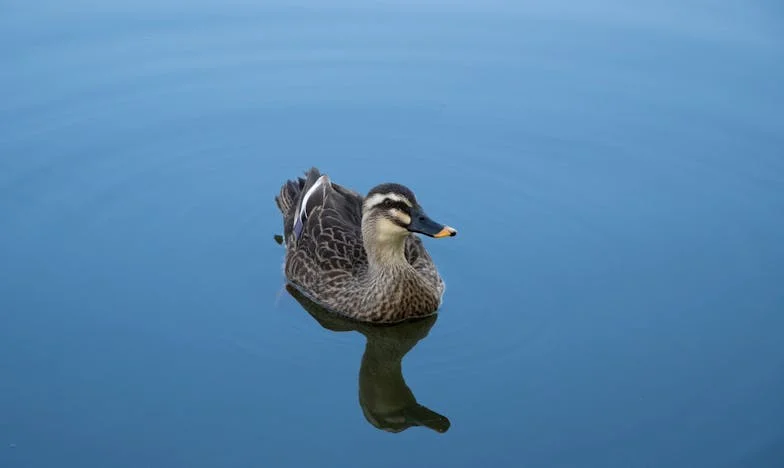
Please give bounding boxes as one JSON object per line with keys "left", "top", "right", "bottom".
{"left": 285, "top": 283, "right": 450, "bottom": 434}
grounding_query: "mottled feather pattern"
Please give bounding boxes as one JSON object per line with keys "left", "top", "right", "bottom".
{"left": 276, "top": 167, "right": 446, "bottom": 323}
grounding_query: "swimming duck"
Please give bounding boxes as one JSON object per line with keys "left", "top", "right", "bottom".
{"left": 275, "top": 167, "right": 457, "bottom": 323}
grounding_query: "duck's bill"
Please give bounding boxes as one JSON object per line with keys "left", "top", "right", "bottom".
{"left": 432, "top": 226, "right": 457, "bottom": 238}
{"left": 408, "top": 208, "right": 457, "bottom": 238}
{"left": 404, "top": 404, "right": 451, "bottom": 433}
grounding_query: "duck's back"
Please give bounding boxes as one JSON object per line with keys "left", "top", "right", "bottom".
{"left": 275, "top": 168, "right": 367, "bottom": 296}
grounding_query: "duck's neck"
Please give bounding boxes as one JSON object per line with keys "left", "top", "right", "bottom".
{"left": 358, "top": 335, "right": 414, "bottom": 414}
{"left": 360, "top": 226, "right": 438, "bottom": 316}
{"left": 364, "top": 235, "right": 410, "bottom": 275}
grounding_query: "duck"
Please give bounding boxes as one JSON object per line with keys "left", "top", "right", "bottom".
{"left": 275, "top": 167, "right": 457, "bottom": 323}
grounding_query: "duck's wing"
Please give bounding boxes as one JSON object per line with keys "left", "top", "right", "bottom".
{"left": 404, "top": 235, "right": 430, "bottom": 270}
{"left": 282, "top": 168, "right": 367, "bottom": 274}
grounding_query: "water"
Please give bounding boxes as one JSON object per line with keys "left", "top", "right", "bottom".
{"left": 2, "top": 1, "right": 783, "bottom": 467}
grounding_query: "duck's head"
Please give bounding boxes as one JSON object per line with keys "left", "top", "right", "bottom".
{"left": 362, "top": 183, "right": 457, "bottom": 245}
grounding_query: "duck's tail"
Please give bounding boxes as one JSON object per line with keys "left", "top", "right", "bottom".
{"left": 275, "top": 178, "right": 303, "bottom": 216}
{"left": 276, "top": 168, "right": 320, "bottom": 214}
{"left": 275, "top": 167, "right": 322, "bottom": 239}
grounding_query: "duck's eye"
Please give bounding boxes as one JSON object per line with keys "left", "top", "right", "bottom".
{"left": 382, "top": 198, "right": 394, "bottom": 208}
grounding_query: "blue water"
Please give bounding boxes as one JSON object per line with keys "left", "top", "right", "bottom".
{"left": 2, "top": 1, "right": 784, "bottom": 467}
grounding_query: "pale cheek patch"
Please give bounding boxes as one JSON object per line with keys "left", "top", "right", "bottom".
{"left": 377, "top": 218, "right": 407, "bottom": 237}
{"left": 391, "top": 209, "right": 411, "bottom": 225}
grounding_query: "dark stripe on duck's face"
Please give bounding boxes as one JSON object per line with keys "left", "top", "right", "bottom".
{"left": 364, "top": 192, "right": 414, "bottom": 212}
{"left": 374, "top": 198, "right": 413, "bottom": 228}
{"left": 367, "top": 183, "right": 418, "bottom": 205}
{"left": 387, "top": 200, "right": 411, "bottom": 214}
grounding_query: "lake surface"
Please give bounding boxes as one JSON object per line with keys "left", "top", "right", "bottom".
{"left": 2, "top": 1, "right": 783, "bottom": 467}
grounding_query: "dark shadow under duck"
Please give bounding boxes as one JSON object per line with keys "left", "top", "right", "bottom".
{"left": 275, "top": 167, "right": 457, "bottom": 323}
{"left": 285, "top": 283, "right": 451, "bottom": 433}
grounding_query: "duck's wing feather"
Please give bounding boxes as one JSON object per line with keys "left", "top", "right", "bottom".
{"left": 283, "top": 168, "right": 367, "bottom": 277}
{"left": 291, "top": 168, "right": 328, "bottom": 242}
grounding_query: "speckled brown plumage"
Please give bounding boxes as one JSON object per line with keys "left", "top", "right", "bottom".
{"left": 275, "top": 167, "right": 448, "bottom": 323}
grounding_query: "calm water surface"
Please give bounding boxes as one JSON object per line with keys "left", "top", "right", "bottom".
{"left": 2, "top": 1, "right": 783, "bottom": 467}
